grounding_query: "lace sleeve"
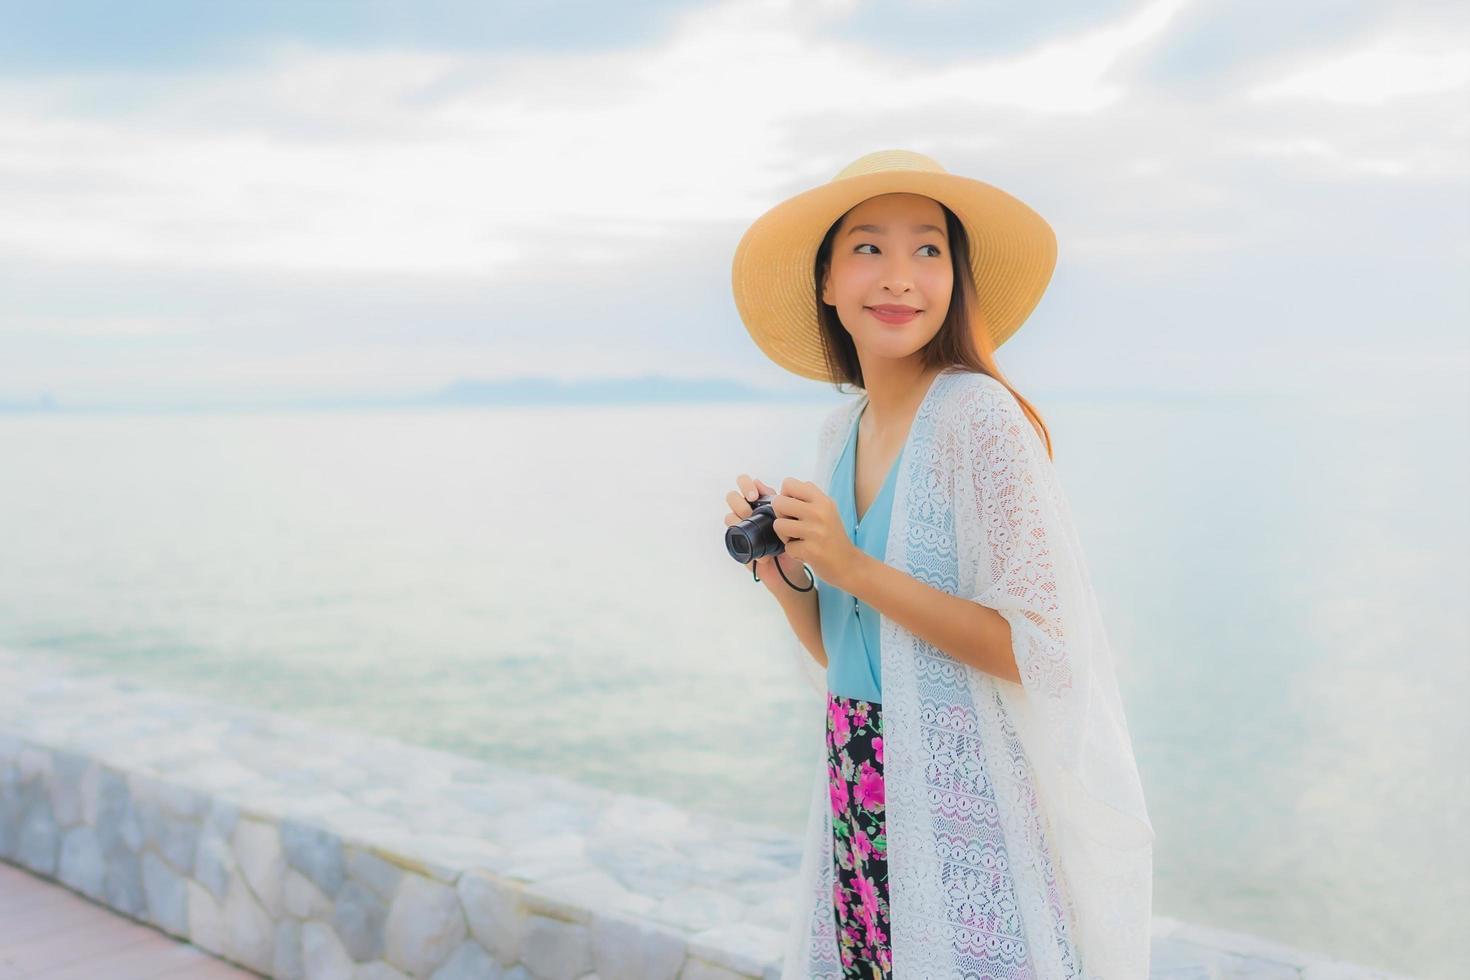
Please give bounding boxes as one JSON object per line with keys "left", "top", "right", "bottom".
{"left": 954, "top": 374, "right": 1153, "bottom": 851}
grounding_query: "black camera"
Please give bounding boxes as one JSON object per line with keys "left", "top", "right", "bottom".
{"left": 724, "top": 493, "right": 782, "bottom": 564}
{"left": 725, "top": 493, "right": 814, "bottom": 591}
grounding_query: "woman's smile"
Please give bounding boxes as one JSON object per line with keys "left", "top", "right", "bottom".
{"left": 865, "top": 304, "right": 921, "bottom": 325}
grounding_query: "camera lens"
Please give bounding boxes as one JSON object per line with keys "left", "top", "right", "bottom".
{"left": 727, "top": 531, "right": 753, "bottom": 562}
{"left": 725, "top": 503, "right": 782, "bottom": 564}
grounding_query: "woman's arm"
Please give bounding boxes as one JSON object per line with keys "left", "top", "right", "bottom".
{"left": 771, "top": 580, "right": 827, "bottom": 669}
{"left": 834, "top": 554, "right": 1021, "bottom": 684}
{"left": 763, "top": 469, "right": 1014, "bottom": 682}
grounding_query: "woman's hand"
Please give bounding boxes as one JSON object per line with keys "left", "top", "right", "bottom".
{"left": 766, "top": 477, "right": 861, "bottom": 591}
{"left": 725, "top": 474, "right": 812, "bottom": 595}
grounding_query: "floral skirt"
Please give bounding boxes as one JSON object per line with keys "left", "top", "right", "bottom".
{"left": 827, "top": 690, "right": 892, "bottom": 979}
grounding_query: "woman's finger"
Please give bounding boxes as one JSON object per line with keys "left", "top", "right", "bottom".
{"left": 772, "top": 516, "right": 804, "bottom": 541}
{"left": 769, "top": 494, "right": 811, "bottom": 519}
{"left": 780, "top": 477, "right": 818, "bottom": 502}
{"left": 726, "top": 488, "right": 753, "bottom": 517}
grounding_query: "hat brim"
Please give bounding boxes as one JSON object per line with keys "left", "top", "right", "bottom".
{"left": 731, "top": 169, "right": 1057, "bottom": 382}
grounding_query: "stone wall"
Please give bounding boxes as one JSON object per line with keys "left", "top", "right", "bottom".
{"left": 0, "top": 649, "right": 1415, "bottom": 979}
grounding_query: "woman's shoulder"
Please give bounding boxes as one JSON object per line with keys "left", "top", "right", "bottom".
{"left": 819, "top": 393, "right": 860, "bottom": 426}
{"left": 817, "top": 392, "right": 863, "bottom": 441}
{"left": 936, "top": 368, "right": 1052, "bottom": 467}
{"left": 934, "top": 368, "right": 1021, "bottom": 425}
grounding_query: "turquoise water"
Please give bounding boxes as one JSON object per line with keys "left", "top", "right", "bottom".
{"left": 0, "top": 385, "right": 1464, "bottom": 977}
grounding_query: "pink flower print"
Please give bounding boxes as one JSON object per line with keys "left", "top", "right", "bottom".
{"left": 832, "top": 880, "right": 848, "bottom": 922}
{"left": 854, "top": 761, "right": 885, "bottom": 811}
{"left": 828, "top": 767, "right": 850, "bottom": 816}
{"left": 828, "top": 696, "right": 851, "bottom": 746}
{"left": 866, "top": 918, "right": 890, "bottom": 958}
{"left": 854, "top": 871, "right": 883, "bottom": 937}
{"left": 872, "top": 734, "right": 883, "bottom": 765}
{"left": 852, "top": 827, "right": 873, "bottom": 864}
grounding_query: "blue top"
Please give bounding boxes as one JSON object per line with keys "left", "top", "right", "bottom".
{"left": 819, "top": 403, "right": 901, "bottom": 704}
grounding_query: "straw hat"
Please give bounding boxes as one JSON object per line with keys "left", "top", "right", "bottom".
{"left": 731, "top": 149, "right": 1057, "bottom": 382}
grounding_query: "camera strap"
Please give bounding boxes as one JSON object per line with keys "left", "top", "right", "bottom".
{"left": 751, "top": 558, "right": 815, "bottom": 592}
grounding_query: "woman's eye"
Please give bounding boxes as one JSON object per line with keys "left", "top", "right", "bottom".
{"left": 854, "top": 243, "right": 942, "bottom": 256}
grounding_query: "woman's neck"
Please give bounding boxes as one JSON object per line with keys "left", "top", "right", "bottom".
{"left": 861, "top": 363, "right": 945, "bottom": 439}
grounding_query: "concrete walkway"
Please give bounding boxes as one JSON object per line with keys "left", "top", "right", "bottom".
{"left": 0, "top": 861, "right": 258, "bottom": 979}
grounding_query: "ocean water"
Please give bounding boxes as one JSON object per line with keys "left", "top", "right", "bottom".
{"left": 0, "top": 386, "right": 1464, "bottom": 978}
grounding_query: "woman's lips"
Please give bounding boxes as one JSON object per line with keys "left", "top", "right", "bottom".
{"left": 866, "top": 305, "right": 921, "bottom": 325}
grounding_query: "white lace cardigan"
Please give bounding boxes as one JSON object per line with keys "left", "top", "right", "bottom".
{"left": 780, "top": 367, "right": 1155, "bottom": 979}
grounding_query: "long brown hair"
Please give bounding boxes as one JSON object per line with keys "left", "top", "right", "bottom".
{"left": 813, "top": 199, "right": 1054, "bottom": 459}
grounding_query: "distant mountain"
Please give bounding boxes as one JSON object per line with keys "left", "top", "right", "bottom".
{"left": 0, "top": 375, "right": 840, "bottom": 413}
{"left": 0, "top": 393, "right": 59, "bottom": 412}
{"left": 426, "top": 374, "right": 830, "bottom": 406}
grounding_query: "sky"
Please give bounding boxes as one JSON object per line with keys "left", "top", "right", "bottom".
{"left": 1, "top": 0, "right": 1466, "bottom": 408}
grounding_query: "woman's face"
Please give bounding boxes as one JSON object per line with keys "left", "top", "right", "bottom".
{"left": 820, "top": 192, "right": 954, "bottom": 364}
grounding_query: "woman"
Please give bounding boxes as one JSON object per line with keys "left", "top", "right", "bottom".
{"left": 723, "top": 150, "right": 1155, "bottom": 979}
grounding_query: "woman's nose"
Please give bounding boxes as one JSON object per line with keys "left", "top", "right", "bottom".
{"left": 880, "top": 260, "right": 915, "bottom": 294}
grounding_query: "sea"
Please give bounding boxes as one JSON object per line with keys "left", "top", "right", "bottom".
{"left": 0, "top": 383, "right": 1464, "bottom": 978}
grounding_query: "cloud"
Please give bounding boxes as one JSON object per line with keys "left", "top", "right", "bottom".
{"left": 922, "top": 0, "right": 1194, "bottom": 113}
{"left": 0, "top": 0, "right": 1202, "bottom": 277}
{"left": 1249, "top": 31, "right": 1470, "bottom": 106}
{"left": 0, "top": 0, "right": 1464, "bottom": 403}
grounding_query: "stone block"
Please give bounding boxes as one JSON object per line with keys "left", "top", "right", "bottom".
{"left": 385, "top": 873, "right": 469, "bottom": 977}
